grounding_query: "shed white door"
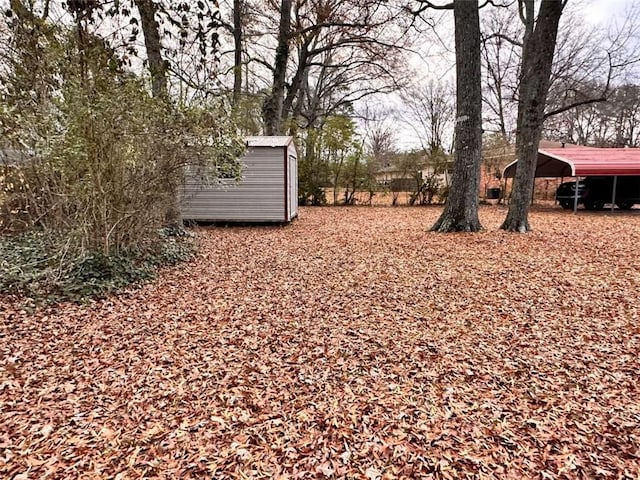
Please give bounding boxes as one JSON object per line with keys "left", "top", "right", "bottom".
{"left": 288, "top": 155, "right": 297, "bottom": 219}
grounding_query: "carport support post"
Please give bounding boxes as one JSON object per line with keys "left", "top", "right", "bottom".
{"left": 502, "top": 176, "right": 507, "bottom": 204}
{"left": 573, "top": 177, "right": 579, "bottom": 213}
{"left": 531, "top": 179, "right": 536, "bottom": 205}
{"left": 611, "top": 175, "right": 618, "bottom": 213}
{"left": 556, "top": 177, "right": 563, "bottom": 205}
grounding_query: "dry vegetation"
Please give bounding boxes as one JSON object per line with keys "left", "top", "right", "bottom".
{"left": 1, "top": 206, "right": 639, "bottom": 479}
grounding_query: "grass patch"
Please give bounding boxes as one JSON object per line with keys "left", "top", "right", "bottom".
{"left": 0, "top": 228, "right": 194, "bottom": 303}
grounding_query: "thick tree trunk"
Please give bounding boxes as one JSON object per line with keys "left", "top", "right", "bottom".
{"left": 431, "top": 0, "right": 483, "bottom": 232}
{"left": 135, "top": 0, "right": 167, "bottom": 99}
{"left": 262, "top": 0, "right": 291, "bottom": 135}
{"left": 232, "top": 0, "right": 242, "bottom": 106}
{"left": 135, "top": 0, "right": 183, "bottom": 228}
{"left": 281, "top": 53, "right": 307, "bottom": 130}
{"left": 282, "top": 36, "right": 315, "bottom": 129}
{"left": 501, "top": 0, "right": 563, "bottom": 232}
{"left": 163, "top": 193, "right": 183, "bottom": 229}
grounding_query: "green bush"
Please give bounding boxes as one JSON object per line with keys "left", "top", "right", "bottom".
{"left": 0, "top": 229, "right": 194, "bottom": 302}
{"left": 0, "top": 20, "right": 244, "bottom": 254}
{"left": 0, "top": 15, "right": 243, "bottom": 302}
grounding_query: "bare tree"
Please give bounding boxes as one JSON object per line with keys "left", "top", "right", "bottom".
{"left": 259, "top": 0, "right": 409, "bottom": 135}
{"left": 262, "top": 0, "right": 291, "bottom": 135}
{"left": 232, "top": 0, "right": 242, "bottom": 105}
{"left": 368, "top": 124, "right": 396, "bottom": 168}
{"left": 544, "top": 83, "right": 640, "bottom": 147}
{"left": 501, "top": 0, "right": 564, "bottom": 232}
{"left": 481, "top": 2, "right": 640, "bottom": 141}
{"left": 400, "top": 79, "right": 455, "bottom": 155}
{"left": 481, "top": 6, "right": 521, "bottom": 140}
{"left": 135, "top": 0, "right": 167, "bottom": 98}
{"left": 430, "top": 0, "right": 483, "bottom": 232}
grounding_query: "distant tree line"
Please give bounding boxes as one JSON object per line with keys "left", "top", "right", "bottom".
{"left": 2, "top": 0, "right": 640, "bottom": 244}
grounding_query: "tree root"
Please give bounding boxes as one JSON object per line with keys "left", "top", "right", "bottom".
{"left": 431, "top": 216, "right": 483, "bottom": 232}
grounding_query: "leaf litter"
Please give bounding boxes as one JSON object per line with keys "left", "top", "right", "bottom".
{"left": 1, "top": 206, "right": 639, "bottom": 479}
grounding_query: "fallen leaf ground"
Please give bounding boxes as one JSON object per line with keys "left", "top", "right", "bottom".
{"left": 1, "top": 206, "right": 639, "bottom": 479}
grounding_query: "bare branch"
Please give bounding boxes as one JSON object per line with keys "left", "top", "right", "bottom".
{"left": 479, "top": 0, "right": 516, "bottom": 9}
{"left": 407, "top": 1, "right": 453, "bottom": 18}
{"left": 544, "top": 97, "right": 607, "bottom": 119}
{"left": 414, "top": 1, "right": 454, "bottom": 11}
{"left": 482, "top": 32, "right": 523, "bottom": 47}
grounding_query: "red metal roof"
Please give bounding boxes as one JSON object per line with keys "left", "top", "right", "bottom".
{"left": 503, "top": 147, "right": 640, "bottom": 178}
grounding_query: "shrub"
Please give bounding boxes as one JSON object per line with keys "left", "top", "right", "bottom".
{"left": 0, "top": 229, "right": 194, "bottom": 302}
{"left": 0, "top": 15, "right": 243, "bottom": 301}
{"left": 0, "top": 14, "right": 244, "bottom": 247}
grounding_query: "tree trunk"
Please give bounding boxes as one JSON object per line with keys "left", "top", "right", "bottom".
{"left": 135, "top": 0, "right": 184, "bottom": 228}
{"left": 282, "top": 35, "right": 315, "bottom": 130}
{"left": 431, "top": 0, "right": 483, "bottom": 232}
{"left": 262, "top": 0, "right": 292, "bottom": 135}
{"left": 333, "top": 154, "right": 343, "bottom": 205}
{"left": 501, "top": 0, "right": 564, "bottom": 232}
{"left": 232, "top": 0, "right": 242, "bottom": 106}
{"left": 135, "top": 0, "right": 167, "bottom": 99}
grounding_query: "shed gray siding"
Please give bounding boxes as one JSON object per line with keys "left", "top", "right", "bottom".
{"left": 181, "top": 146, "right": 288, "bottom": 222}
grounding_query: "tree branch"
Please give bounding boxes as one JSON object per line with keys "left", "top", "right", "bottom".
{"left": 479, "top": 0, "right": 516, "bottom": 9}
{"left": 482, "top": 32, "right": 523, "bottom": 47}
{"left": 414, "top": 1, "right": 454, "bottom": 10}
{"left": 167, "top": 64, "right": 219, "bottom": 97}
{"left": 544, "top": 97, "right": 607, "bottom": 119}
{"left": 408, "top": 1, "right": 453, "bottom": 17}
{"left": 246, "top": 56, "right": 276, "bottom": 73}
{"left": 296, "top": 21, "right": 376, "bottom": 37}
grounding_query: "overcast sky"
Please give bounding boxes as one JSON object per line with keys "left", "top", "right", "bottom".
{"left": 387, "top": 0, "right": 640, "bottom": 150}
{"left": 583, "top": 0, "right": 635, "bottom": 24}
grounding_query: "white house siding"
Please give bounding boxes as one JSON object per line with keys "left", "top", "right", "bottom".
{"left": 182, "top": 146, "right": 287, "bottom": 222}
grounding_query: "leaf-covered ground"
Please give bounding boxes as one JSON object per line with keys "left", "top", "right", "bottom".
{"left": 2, "top": 206, "right": 639, "bottom": 479}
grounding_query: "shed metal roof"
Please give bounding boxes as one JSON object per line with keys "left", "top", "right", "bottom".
{"left": 503, "top": 147, "right": 640, "bottom": 178}
{"left": 246, "top": 136, "right": 293, "bottom": 148}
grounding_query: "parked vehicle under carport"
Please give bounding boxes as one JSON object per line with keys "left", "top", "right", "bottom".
{"left": 556, "top": 176, "right": 640, "bottom": 210}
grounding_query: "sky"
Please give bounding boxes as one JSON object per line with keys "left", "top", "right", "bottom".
{"left": 583, "top": 0, "right": 634, "bottom": 24}
{"left": 389, "top": 0, "right": 640, "bottom": 150}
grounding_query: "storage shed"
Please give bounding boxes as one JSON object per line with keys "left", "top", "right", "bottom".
{"left": 181, "top": 136, "right": 298, "bottom": 223}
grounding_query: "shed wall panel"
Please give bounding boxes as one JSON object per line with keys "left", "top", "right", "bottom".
{"left": 181, "top": 147, "right": 286, "bottom": 222}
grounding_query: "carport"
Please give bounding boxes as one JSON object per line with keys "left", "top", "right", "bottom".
{"left": 502, "top": 147, "right": 640, "bottom": 212}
